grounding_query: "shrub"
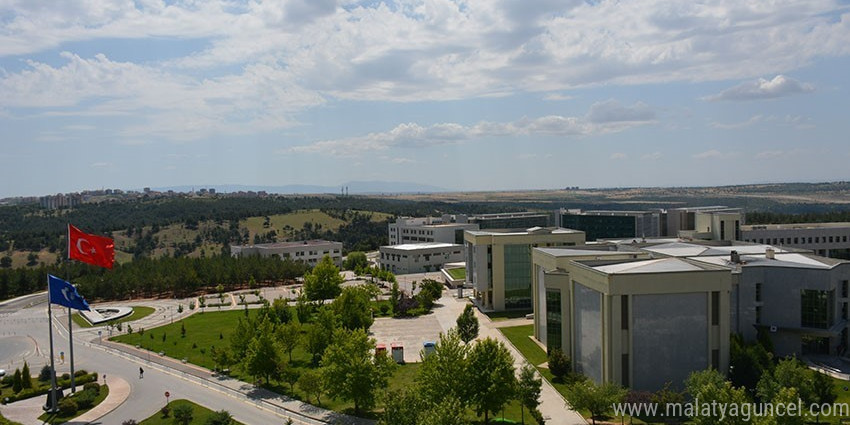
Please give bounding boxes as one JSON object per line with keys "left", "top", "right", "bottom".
{"left": 548, "top": 348, "right": 571, "bottom": 382}
{"left": 379, "top": 303, "right": 390, "bottom": 315}
{"left": 160, "top": 404, "right": 171, "bottom": 418}
{"left": 205, "top": 409, "right": 234, "bottom": 425}
{"left": 83, "top": 382, "right": 100, "bottom": 392}
{"left": 73, "top": 388, "right": 97, "bottom": 409}
{"left": 58, "top": 397, "right": 78, "bottom": 416}
{"left": 173, "top": 403, "right": 194, "bottom": 425}
{"left": 74, "top": 369, "right": 88, "bottom": 377}
{"left": 61, "top": 373, "right": 71, "bottom": 381}
{"left": 1, "top": 375, "right": 14, "bottom": 387}
{"left": 38, "top": 365, "right": 52, "bottom": 382}
{"left": 122, "top": 420, "right": 138, "bottom": 425}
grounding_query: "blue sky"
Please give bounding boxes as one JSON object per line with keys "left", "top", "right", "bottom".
{"left": 1, "top": 0, "right": 849, "bottom": 197}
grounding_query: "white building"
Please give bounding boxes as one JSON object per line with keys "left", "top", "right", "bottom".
{"left": 388, "top": 215, "right": 479, "bottom": 245}
{"left": 231, "top": 240, "right": 343, "bottom": 267}
{"left": 379, "top": 242, "right": 465, "bottom": 274}
{"left": 742, "top": 222, "right": 850, "bottom": 258}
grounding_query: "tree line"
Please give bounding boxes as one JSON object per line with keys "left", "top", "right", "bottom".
{"left": 0, "top": 255, "right": 308, "bottom": 301}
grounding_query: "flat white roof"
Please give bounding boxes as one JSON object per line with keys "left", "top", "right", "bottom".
{"left": 383, "top": 242, "right": 462, "bottom": 251}
{"left": 467, "top": 227, "right": 583, "bottom": 236}
{"left": 592, "top": 258, "right": 708, "bottom": 274}
{"left": 691, "top": 253, "right": 842, "bottom": 270}
{"left": 742, "top": 222, "right": 850, "bottom": 231}
{"left": 642, "top": 242, "right": 792, "bottom": 257}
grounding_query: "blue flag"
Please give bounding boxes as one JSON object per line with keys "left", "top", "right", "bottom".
{"left": 48, "top": 275, "right": 90, "bottom": 311}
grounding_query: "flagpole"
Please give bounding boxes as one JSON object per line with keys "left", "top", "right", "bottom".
{"left": 46, "top": 276, "right": 59, "bottom": 413}
{"left": 66, "top": 224, "right": 76, "bottom": 393}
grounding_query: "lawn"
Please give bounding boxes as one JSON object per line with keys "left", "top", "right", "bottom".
{"left": 485, "top": 310, "right": 532, "bottom": 322}
{"left": 242, "top": 210, "right": 347, "bottom": 242}
{"left": 73, "top": 306, "right": 156, "bottom": 328}
{"left": 446, "top": 267, "right": 466, "bottom": 280}
{"left": 138, "top": 399, "right": 246, "bottom": 425}
{"left": 38, "top": 384, "right": 109, "bottom": 424}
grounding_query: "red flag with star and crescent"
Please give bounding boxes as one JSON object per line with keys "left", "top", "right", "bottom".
{"left": 68, "top": 224, "right": 114, "bottom": 269}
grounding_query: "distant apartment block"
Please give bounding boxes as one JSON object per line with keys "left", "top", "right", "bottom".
{"left": 230, "top": 240, "right": 343, "bottom": 267}
{"left": 556, "top": 208, "right": 663, "bottom": 241}
{"left": 379, "top": 242, "right": 464, "bottom": 274}
{"left": 742, "top": 222, "right": 850, "bottom": 258}
{"left": 465, "top": 227, "right": 585, "bottom": 311}
{"left": 39, "top": 193, "right": 82, "bottom": 210}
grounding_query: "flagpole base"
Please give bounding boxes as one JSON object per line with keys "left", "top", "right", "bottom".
{"left": 42, "top": 388, "right": 64, "bottom": 413}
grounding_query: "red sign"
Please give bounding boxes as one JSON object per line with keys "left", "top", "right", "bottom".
{"left": 165, "top": 391, "right": 170, "bottom": 398}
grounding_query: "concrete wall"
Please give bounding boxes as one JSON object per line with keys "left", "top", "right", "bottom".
{"left": 632, "top": 293, "right": 708, "bottom": 391}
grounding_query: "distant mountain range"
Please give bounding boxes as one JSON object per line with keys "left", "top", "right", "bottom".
{"left": 151, "top": 181, "right": 448, "bottom": 195}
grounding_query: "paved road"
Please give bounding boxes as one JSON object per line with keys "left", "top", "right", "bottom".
{"left": 0, "top": 294, "right": 363, "bottom": 425}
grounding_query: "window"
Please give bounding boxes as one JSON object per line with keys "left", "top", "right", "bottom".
{"left": 843, "top": 303, "right": 848, "bottom": 321}
{"left": 756, "top": 306, "right": 762, "bottom": 324}
{"left": 794, "top": 237, "right": 799, "bottom": 244}
{"left": 621, "top": 295, "right": 629, "bottom": 330}
{"left": 720, "top": 221, "right": 726, "bottom": 240}
{"left": 503, "top": 244, "right": 533, "bottom": 309}
{"left": 711, "top": 349, "right": 720, "bottom": 370}
{"left": 844, "top": 281, "right": 849, "bottom": 298}
{"left": 801, "top": 289, "right": 834, "bottom": 329}
{"left": 830, "top": 236, "right": 835, "bottom": 243}
{"left": 546, "top": 289, "right": 562, "bottom": 350}
{"left": 755, "top": 283, "right": 762, "bottom": 302}
{"left": 621, "top": 354, "right": 630, "bottom": 387}
{"left": 711, "top": 291, "right": 720, "bottom": 326}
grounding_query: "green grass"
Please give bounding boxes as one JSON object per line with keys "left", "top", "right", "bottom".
{"left": 138, "top": 399, "right": 246, "bottom": 425}
{"left": 38, "top": 385, "right": 109, "bottom": 424}
{"left": 446, "top": 267, "right": 466, "bottom": 280}
{"left": 73, "top": 306, "right": 156, "bottom": 328}
{"left": 485, "top": 310, "right": 532, "bottom": 322}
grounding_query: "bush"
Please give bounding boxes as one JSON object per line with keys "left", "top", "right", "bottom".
{"left": 74, "top": 369, "right": 88, "bottom": 377}
{"left": 122, "top": 420, "right": 138, "bottom": 425}
{"left": 205, "top": 410, "right": 234, "bottom": 425}
{"left": 379, "top": 303, "right": 390, "bottom": 315}
{"left": 61, "top": 373, "right": 71, "bottom": 381}
{"left": 38, "top": 365, "right": 52, "bottom": 382}
{"left": 548, "top": 348, "right": 571, "bottom": 382}
{"left": 83, "top": 382, "right": 100, "bottom": 392}
{"left": 58, "top": 397, "right": 78, "bottom": 416}
{"left": 73, "top": 388, "right": 97, "bottom": 409}
{"left": 160, "top": 405, "right": 171, "bottom": 418}
{"left": 173, "top": 403, "right": 194, "bottom": 425}
{"left": 1, "top": 375, "right": 13, "bottom": 387}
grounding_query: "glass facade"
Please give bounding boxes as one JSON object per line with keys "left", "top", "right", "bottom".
{"left": 546, "top": 289, "right": 562, "bottom": 350}
{"left": 503, "top": 244, "right": 532, "bottom": 309}
{"left": 801, "top": 289, "right": 834, "bottom": 329}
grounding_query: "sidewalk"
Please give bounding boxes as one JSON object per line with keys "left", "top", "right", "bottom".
{"left": 98, "top": 339, "right": 371, "bottom": 425}
{"left": 0, "top": 377, "right": 130, "bottom": 425}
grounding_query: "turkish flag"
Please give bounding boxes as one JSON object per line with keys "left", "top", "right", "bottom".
{"left": 68, "top": 224, "right": 115, "bottom": 269}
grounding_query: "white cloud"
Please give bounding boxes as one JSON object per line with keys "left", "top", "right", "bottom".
{"left": 543, "top": 93, "right": 575, "bottom": 101}
{"left": 286, "top": 100, "right": 655, "bottom": 156}
{"left": 711, "top": 115, "right": 768, "bottom": 129}
{"left": 704, "top": 75, "right": 815, "bottom": 101}
{"left": 90, "top": 162, "right": 112, "bottom": 168}
{"left": 692, "top": 150, "right": 724, "bottom": 159}
{"left": 641, "top": 152, "right": 662, "bottom": 161}
{"left": 610, "top": 152, "right": 628, "bottom": 160}
{"left": 755, "top": 150, "right": 786, "bottom": 159}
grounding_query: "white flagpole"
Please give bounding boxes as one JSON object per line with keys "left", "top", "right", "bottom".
{"left": 46, "top": 276, "right": 59, "bottom": 413}
{"left": 66, "top": 224, "right": 76, "bottom": 393}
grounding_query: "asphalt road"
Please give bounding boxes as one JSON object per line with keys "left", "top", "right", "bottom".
{"left": 0, "top": 295, "right": 349, "bottom": 425}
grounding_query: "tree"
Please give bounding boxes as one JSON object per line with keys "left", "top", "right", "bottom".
{"left": 419, "top": 397, "right": 470, "bottom": 425}
{"left": 243, "top": 320, "right": 280, "bottom": 384}
{"left": 229, "top": 316, "right": 254, "bottom": 359}
{"left": 322, "top": 328, "right": 397, "bottom": 416}
{"left": 343, "top": 251, "right": 368, "bottom": 271}
{"left": 0, "top": 256, "right": 11, "bottom": 268}
{"left": 466, "top": 338, "right": 517, "bottom": 424}
{"left": 685, "top": 369, "right": 750, "bottom": 425}
{"left": 379, "top": 388, "right": 426, "bottom": 425}
{"left": 12, "top": 368, "right": 22, "bottom": 393}
{"left": 517, "top": 364, "right": 542, "bottom": 425}
{"left": 305, "top": 306, "right": 338, "bottom": 365}
{"left": 548, "top": 348, "right": 571, "bottom": 382}
{"left": 333, "top": 285, "right": 374, "bottom": 331}
{"left": 276, "top": 322, "right": 301, "bottom": 362}
{"left": 20, "top": 361, "right": 32, "bottom": 389}
{"left": 278, "top": 362, "right": 300, "bottom": 392}
{"left": 173, "top": 403, "right": 194, "bottom": 425}
{"left": 210, "top": 346, "right": 233, "bottom": 372}
{"left": 417, "top": 329, "right": 469, "bottom": 408}
{"left": 729, "top": 333, "right": 773, "bottom": 391}
{"left": 813, "top": 371, "right": 837, "bottom": 424}
{"left": 456, "top": 304, "right": 479, "bottom": 344}
{"left": 298, "top": 369, "right": 324, "bottom": 406}
{"left": 271, "top": 297, "right": 293, "bottom": 324}
{"left": 303, "top": 255, "right": 344, "bottom": 302}
{"left": 567, "top": 381, "right": 627, "bottom": 425}
{"left": 756, "top": 357, "right": 815, "bottom": 404}
{"left": 205, "top": 410, "right": 234, "bottom": 425}
{"left": 295, "top": 293, "right": 313, "bottom": 323}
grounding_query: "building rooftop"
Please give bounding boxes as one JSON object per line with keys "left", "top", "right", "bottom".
{"left": 588, "top": 258, "right": 712, "bottom": 274}
{"left": 640, "top": 242, "right": 796, "bottom": 258}
{"left": 742, "top": 222, "right": 850, "bottom": 231}
{"left": 690, "top": 252, "right": 848, "bottom": 270}
{"left": 383, "top": 242, "right": 461, "bottom": 250}
{"left": 233, "top": 240, "right": 340, "bottom": 249}
{"left": 467, "top": 227, "right": 583, "bottom": 237}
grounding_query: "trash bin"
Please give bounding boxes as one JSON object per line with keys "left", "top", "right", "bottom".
{"left": 423, "top": 341, "right": 436, "bottom": 358}
{"left": 391, "top": 342, "right": 404, "bottom": 364}
{"left": 375, "top": 343, "right": 387, "bottom": 357}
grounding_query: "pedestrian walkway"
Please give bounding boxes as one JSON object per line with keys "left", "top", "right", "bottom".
{"left": 0, "top": 377, "right": 130, "bottom": 425}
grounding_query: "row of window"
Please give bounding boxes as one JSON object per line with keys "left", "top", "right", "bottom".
{"left": 401, "top": 228, "right": 434, "bottom": 236}
{"left": 743, "top": 235, "right": 850, "bottom": 245}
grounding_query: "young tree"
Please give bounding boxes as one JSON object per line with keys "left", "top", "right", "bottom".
{"left": 303, "top": 256, "right": 344, "bottom": 302}
{"left": 243, "top": 320, "right": 280, "bottom": 384}
{"left": 322, "top": 328, "right": 397, "bottom": 416}
{"left": 813, "top": 371, "right": 837, "bottom": 423}
{"left": 278, "top": 362, "right": 300, "bottom": 392}
{"left": 276, "top": 322, "right": 301, "bottom": 362}
{"left": 756, "top": 357, "right": 816, "bottom": 404}
{"left": 343, "top": 251, "right": 368, "bottom": 271}
{"left": 517, "top": 364, "right": 542, "bottom": 425}
{"left": 305, "top": 306, "right": 338, "bottom": 365}
{"left": 456, "top": 304, "right": 479, "bottom": 344}
{"left": 685, "top": 369, "right": 750, "bottom": 425}
{"left": 21, "top": 361, "right": 32, "bottom": 389}
{"left": 547, "top": 348, "right": 571, "bottom": 382}
{"left": 173, "top": 403, "right": 194, "bottom": 425}
{"left": 298, "top": 369, "right": 324, "bottom": 406}
{"left": 419, "top": 397, "right": 470, "bottom": 425}
{"left": 229, "top": 316, "right": 254, "bottom": 359}
{"left": 417, "top": 329, "right": 470, "bottom": 408}
{"left": 567, "top": 381, "right": 627, "bottom": 425}
{"left": 271, "top": 297, "right": 293, "bottom": 324}
{"left": 466, "top": 338, "right": 517, "bottom": 424}
{"left": 333, "top": 285, "right": 374, "bottom": 331}
{"left": 12, "top": 368, "right": 22, "bottom": 393}
{"left": 379, "top": 388, "right": 426, "bottom": 425}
